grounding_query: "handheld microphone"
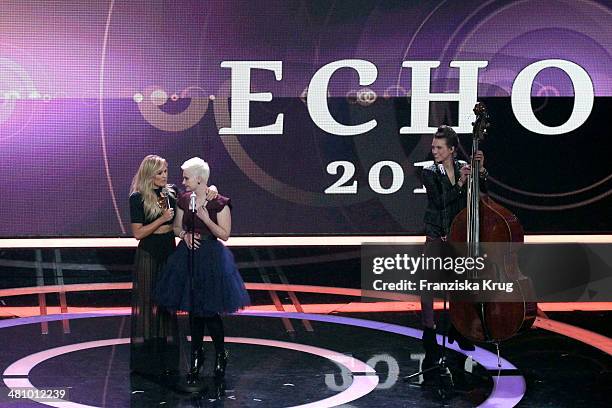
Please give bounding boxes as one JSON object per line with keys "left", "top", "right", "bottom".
{"left": 189, "top": 192, "right": 197, "bottom": 212}
{"left": 161, "top": 187, "right": 171, "bottom": 210}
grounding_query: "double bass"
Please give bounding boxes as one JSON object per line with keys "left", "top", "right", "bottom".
{"left": 448, "top": 102, "right": 537, "bottom": 343}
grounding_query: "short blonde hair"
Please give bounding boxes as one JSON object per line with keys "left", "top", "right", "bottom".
{"left": 181, "top": 157, "right": 210, "bottom": 184}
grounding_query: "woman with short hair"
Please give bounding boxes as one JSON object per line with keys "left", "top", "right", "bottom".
{"left": 155, "top": 157, "right": 250, "bottom": 385}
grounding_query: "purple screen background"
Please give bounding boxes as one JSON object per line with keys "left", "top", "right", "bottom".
{"left": 1, "top": 0, "right": 611, "bottom": 237}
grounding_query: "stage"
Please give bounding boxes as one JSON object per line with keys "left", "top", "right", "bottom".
{"left": 1, "top": 1, "right": 611, "bottom": 405}
{"left": 0, "top": 244, "right": 610, "bottom": 407}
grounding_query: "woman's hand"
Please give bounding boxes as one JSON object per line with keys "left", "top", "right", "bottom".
{"left": 205, "top": 186, "right": 219, "bottom": 201}
{"left": 458, "top": 166, "right": 471, "bottom": 185}
{"left": 196, "top": 205, "right": 210, "bottom": 223}
{"left": 472, "top": 150, "right": 485, "bottom": 171}
{"left": 184, "top": 232, "right": 201, "bottom": 249}
{"left": 160, "top": 208, "right": 174, "bottom": 223}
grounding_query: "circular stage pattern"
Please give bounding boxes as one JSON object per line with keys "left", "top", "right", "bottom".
{"left": 1, "top": 312, "right": 526, "bottom": 407}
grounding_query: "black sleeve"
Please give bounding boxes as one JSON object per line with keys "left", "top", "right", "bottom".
{"left": 425, "top": 222, "right": 444, "bottom": 239}
{"left": 421, "top": 168, "right": 464, "bottom": 210}
{"left": 129, "top": 192, "right": 145, "bottom": 224}
{"left": 421, "top": 169, "right": 442, "bottom": 209}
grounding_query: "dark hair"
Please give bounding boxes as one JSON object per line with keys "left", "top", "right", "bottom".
{"left": 433, "top": 125, "right": 458, "bottom": 150}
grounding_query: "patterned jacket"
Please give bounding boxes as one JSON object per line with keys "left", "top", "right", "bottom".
{"left": 421, "top": 160, "right": 487, "bottom": 239}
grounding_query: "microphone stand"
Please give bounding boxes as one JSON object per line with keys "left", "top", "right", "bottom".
{"left": 189, "top": 192, "right": 196, "bottom": 360}
{"left": 177, "top": 192, "right": 206, "bottom": 393}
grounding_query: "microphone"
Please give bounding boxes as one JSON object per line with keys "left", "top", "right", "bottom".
{"left": 161, "top": 187, "right": 171, "bottom": 210}
{"left": 189, "top": 192, "right": 197, "bottom": 212}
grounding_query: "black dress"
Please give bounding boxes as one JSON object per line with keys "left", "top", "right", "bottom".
{"left": 129, "top": 186, "right": 179, "bottom": 375}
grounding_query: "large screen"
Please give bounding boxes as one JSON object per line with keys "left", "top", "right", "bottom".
{"left": 1, "top": 0, "right": 611, "bottom": 237}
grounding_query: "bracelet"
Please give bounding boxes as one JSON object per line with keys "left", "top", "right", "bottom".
{"left": 178, "top": 230, "right": 186, "bottom": 239}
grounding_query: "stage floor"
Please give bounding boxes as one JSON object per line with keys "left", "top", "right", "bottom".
{"left": 0, "top": 246, "right": 610, "bottom": 407}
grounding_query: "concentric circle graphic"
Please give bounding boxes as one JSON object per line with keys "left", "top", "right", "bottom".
{"left": 1, "top": 312, "right": 527, "bottom": 407}
{"left": 445, "top": 0, "right": 612, "bottom": 210}
{"left": 0, "top": 57, "right": 39, "bottom": 141}
{"left": 3, "top": 335, "right": 378, "bottom": 408}
{"left": 92, "top": 0, "right": 612, "bottom": 235}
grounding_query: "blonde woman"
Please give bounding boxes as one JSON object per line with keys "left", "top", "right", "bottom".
{"left": 155, "top": 157, "right": 250, "bottom": 385}
{"left": 129, "top": 154, "right": 179, "bottom": 377}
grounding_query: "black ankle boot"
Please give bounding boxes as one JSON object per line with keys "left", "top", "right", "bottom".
{"left": 447, "top": 325, "right": 475, "bottom": 351}
{"left": 186, "top": 347, "right": 205, "bottom": 384}
{"left": 421, "top": 354, "right": 440, "bottom": 383}
{"left": 212, "top": 378, "right": 226, "bottom": 399}
{"left": 422, "top": 327, "right": 440, "bottom": 357}
{"left": 214, "top": 350, "right": 228, "bottom": 378}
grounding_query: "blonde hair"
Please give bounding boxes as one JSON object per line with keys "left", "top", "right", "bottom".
{"left": 130, "top": 155, "right": 174, "bottom": 220}
{"left": 181, "top": 157, "right": 210, "bottom": 185}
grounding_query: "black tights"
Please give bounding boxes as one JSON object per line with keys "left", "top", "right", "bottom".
{"left": 190, "top": 313, "right": 225, "bottom": 354}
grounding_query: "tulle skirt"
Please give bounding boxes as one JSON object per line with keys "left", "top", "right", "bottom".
{"left": 154, "top": 238, "right": 250, "bottom": 315}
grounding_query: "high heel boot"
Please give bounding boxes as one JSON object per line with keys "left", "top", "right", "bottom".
{"left": 213, "top": 350, "right": 229, "bottom": 378}
{"left": 422, "top": 327, "right": 440, "bottom": 358}
{"left": 447, "top": 324, "right": 475, "bottom": 351}
{"left": 186, "top": 346, "right": 205, "bottom": 384}
{"left": 421, "top": 327, "right": 440, "bottom": 382}
{"left": 212, "top": 378, "right": 226, "bottom": 399}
